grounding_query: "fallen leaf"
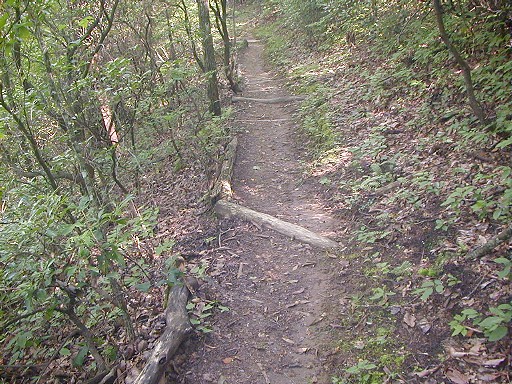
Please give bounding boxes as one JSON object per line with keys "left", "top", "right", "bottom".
{"left": 282, "top": 337, "right": 295, "bottom": 344}
{"left": 296, "top": 347, "right": 309, "bottom": 354}
{"left": 413, "top": 366, "right": 440, "bottom": 378}
{"left": 477, "top": 373, "right": 500, "bottom": 382}
{"left": 403, "top": 312, "right": 416, "bottom": 327}
{"left": 482, "top": 357, "right": 505, "bottom": 367}
{"left": 222, "top": 357, "right": 234, "bottom": 364}
{"left": 445, "top": 368, "right": 469, "bottom": 384}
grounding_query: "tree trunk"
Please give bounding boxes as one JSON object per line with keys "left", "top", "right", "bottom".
{"left": 432, "top": 0, "right": 487, "bottom": 125}
{"left": 196, "top": 0, "right": 222, "bottom": 116}
{"left": 211, "top": 0, "right": 241, "bottom": 93}
{"left": 210, "top": 137, "right": 237, "bottom": 204}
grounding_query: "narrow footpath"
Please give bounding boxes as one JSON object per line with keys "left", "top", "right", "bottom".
{"left": 179, "top": 40, "right": 340, "bottom": 384}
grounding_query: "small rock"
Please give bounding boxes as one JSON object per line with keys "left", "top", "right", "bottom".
{"left": 418, "top": 318, "right": 431, "bottom": 334}
{"left": 389, "top": 306, "right": 401, "bottom": 315}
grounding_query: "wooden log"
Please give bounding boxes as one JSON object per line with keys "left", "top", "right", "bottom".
{"left": 132, "top": 284, "right": 192, "bottom": 384}
{"left": 231, "top": 96, "right": 306, "bottom": 104}
{"left": 466, "top": 224, "right": 512, "bottom": 259}
{"left": 214, "top": 199, "right": 339, "bottom": 250}
{"left": 210, "top": 137, "right": 237, "bottom": 204}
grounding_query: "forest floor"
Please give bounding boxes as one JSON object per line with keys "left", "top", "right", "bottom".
{"left": 174, "top": 39, "right": 342, "bottom": 384}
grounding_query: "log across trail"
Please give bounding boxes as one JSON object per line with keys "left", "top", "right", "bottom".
{"left": 231, "top": 95, "right": 306, "bottom": 104}
{"left": 215, "top": 200, "right": 339, "bottom": 250}
{"left": 181, "top": 39, "right": 340, "bottom": 383}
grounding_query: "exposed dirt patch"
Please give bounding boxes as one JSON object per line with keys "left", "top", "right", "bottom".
{"left": 175, "top": 41, "right": 342, "bottom": 383}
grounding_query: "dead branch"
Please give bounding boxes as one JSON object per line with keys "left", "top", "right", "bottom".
{"left": 132, "top": 284, "right": 192, "bottom": 384}
{"left": 466, "top": 224, "right": 512, "bottom": 259}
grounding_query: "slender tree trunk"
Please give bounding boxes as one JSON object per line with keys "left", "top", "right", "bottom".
{"left": 196, "top": 0, "right": 222, "bottom": 116}
{"left": 180, "top": 0, "right": 206, "bottom": 72}
{"left": 432, "top": 0, "right": 486, "bottom": 125}
{"left": 211, "top": 0, "right": 240, "bottom": 93}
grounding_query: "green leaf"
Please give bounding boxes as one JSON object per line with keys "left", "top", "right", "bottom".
{"left": 155, "top": 240, "right": 175, "bottom": 256}
{"left": 78, "top": 16, "right": 95, "bottom": 29}
{"left": 496, "top": 136, "right": 512, "bottom": 149}
{"left": 73, "top": 346, "right": 89, "bottom": 367}
{"left": 15, "top": 331, "right": 33, "bottom": 349}
{"left": 0, "top": 14, "right": 9, "bottom": 31}
{"left": 319, "top": 177, "right": 331, "bottom": 185}
{"left": 492, "top": 209, "right": 503, "bottom": 220}
{"left": 59, "top": 348, "right": 71, "bottom": 357}
{"left": 420, "top": 287, "right": 433, "bottom": 301}
{"left": 59, "top": 223, "right": 76, "bottom": 236}
{"left": 461, "top": 308, "right": 480, "bottom": 319}
{"left": 134, "top": 281, "right": 151, "bottom": 292}
{"left": 370, "top": 163, "right": 382, "bottom": 174}
{"left": 170, "top": 68, "right": 188, "bottom": 81}
{"left": 15, "top": 24, "right": 31, "bottom": 40}
{"left": 197, "top": 326, "right": 213, "bottom": 333}
{"left": 478, "top": 316, "right": 502, "bottom": 330}
{"left": 494, "top": 258, "right": 511, "bottom": 265}
{"left": 501, "top": 167, "right": 512, "bottom": 180}
{"left": 486, "top": 326, "right": 508, "bottom": 342}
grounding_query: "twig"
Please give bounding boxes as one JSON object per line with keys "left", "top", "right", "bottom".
{"left": 466, "top": 274, "right": 488, "bottom": 298}
{"left": 1, "top": 307, "right": 48, "bottom": 333}
{"left": 36, "top": 330, "right": 80, "bottom": 383}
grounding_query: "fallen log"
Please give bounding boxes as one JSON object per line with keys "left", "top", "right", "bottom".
{"left": 466, "top": 224, "right": 512, "bottom": 259}
{"left": 214, "top": 199, "right": 339, "bottom": 250}
{"left": 132, "top": 284, "right": 192, "bottom": 384}
{"left": 210, "top": 137, "right": 237, "bottom": 204}
{"left": 231, "top": 95, "right": 306, "bottom": 104}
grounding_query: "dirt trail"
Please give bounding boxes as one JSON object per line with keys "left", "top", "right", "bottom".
{"left": 179, "top": 41, "right": 339, "bottom": 384}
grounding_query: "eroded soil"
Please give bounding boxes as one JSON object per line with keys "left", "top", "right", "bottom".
{"left": 176, "top": 41, "right": 341, "bottom": 383}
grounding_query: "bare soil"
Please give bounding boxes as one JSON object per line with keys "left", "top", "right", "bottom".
{"left": 175, "top": 41, "right": 341, "bottom": 383}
